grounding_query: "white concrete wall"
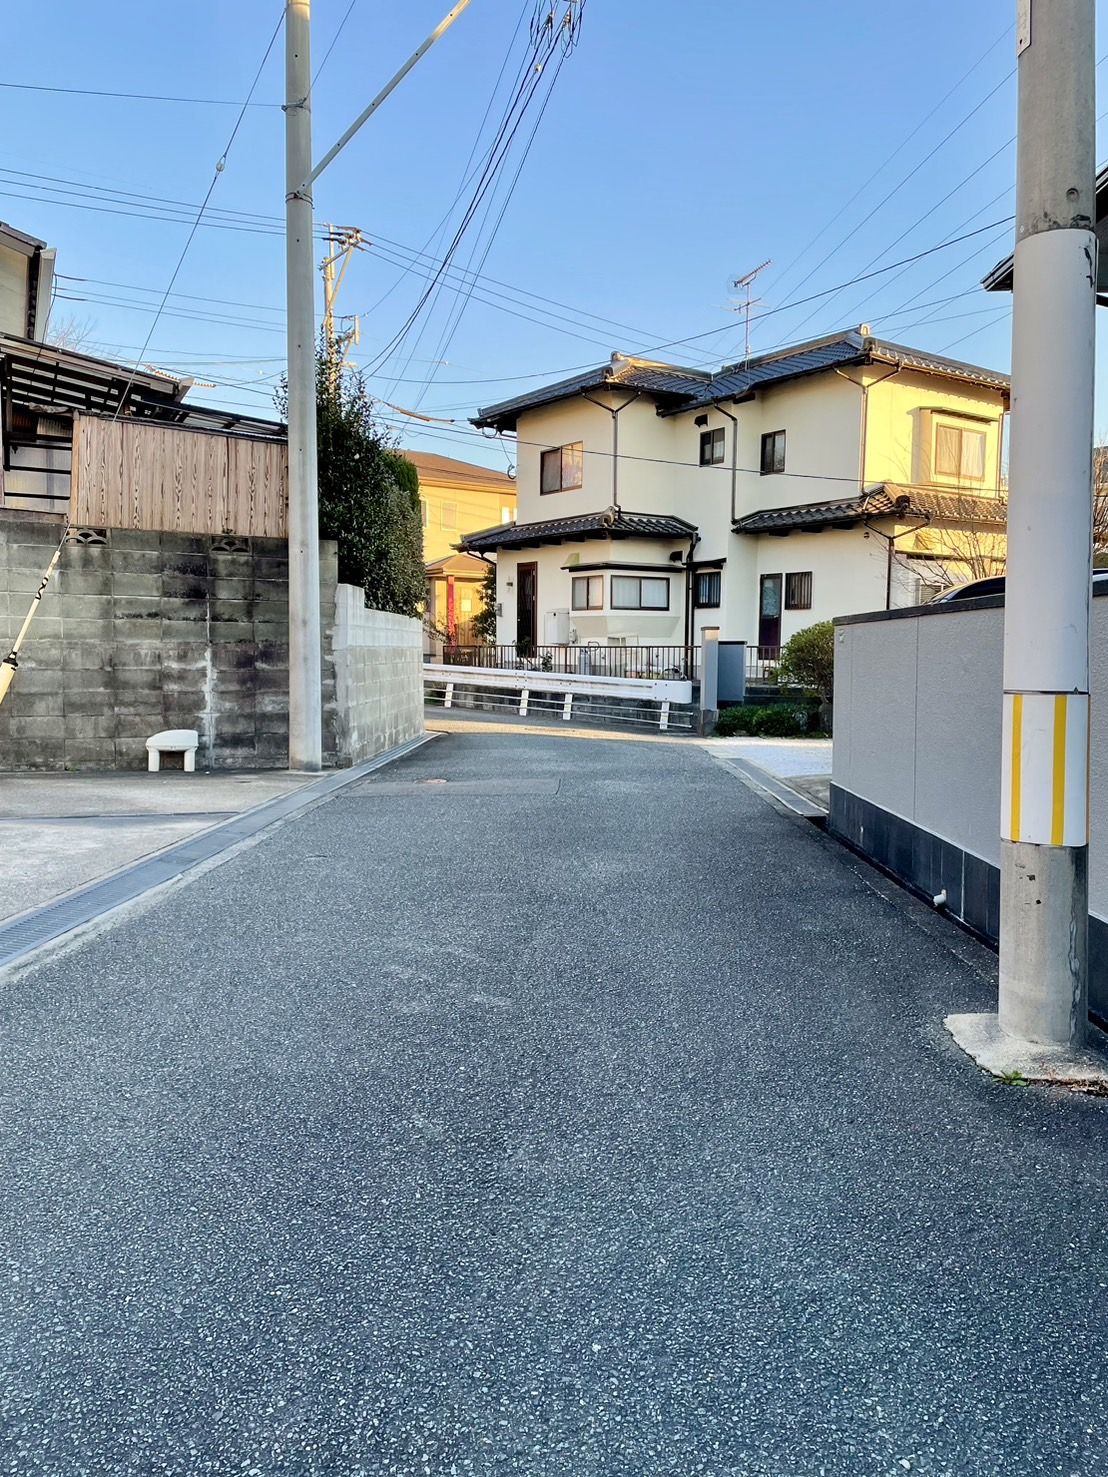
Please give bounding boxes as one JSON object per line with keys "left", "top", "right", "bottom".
{"left": 832, "top": 597, "right": 1108, "bottom": 919}
{"left": 331, "top": 585, "right": 425, "bottom": 764}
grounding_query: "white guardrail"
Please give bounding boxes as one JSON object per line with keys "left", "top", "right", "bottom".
{"left": 423, "top": 662, "right": 693, "bottom": 731}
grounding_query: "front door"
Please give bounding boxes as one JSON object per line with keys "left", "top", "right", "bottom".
{"left": 758, "top": 573, "right": 782, "bottom": 656}
{"left": 517, "top": 562, "right": 538, "bottom": 655}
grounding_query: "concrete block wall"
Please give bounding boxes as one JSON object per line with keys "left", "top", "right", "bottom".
{"left": 331, "top": 584, "right": 424, "bottom": 764}
{"left": 0, "top": 514, "right": 338, "bottom": 770}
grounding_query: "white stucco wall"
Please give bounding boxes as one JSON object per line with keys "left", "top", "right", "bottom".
{"left": 832, "top": 599, "right": 1108, "bottom": 921}
{"left": 331, "top": 585, "right": 424, "bottom": 764}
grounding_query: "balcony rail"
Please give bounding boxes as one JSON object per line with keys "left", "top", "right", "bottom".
{"left": 435, "top": 642, "right": 700, "bottom": 682}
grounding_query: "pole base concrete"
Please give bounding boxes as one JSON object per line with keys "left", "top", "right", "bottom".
{"left": 944, "top": 1011, "right": 1108, "bottom": 1086}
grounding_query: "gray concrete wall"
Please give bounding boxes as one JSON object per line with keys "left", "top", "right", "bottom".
{"left": 0, "top": 514, "right": 338, "bottom": 771}
{"left": 331, "top": 586, "right": 424, "bottom": 764}
{"left": 832, "top": 594, "right": 1108, "bottom": 916}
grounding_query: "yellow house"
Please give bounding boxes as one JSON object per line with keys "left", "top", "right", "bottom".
{"left": 461, "top": 329, "right": 1009, "bottom": 657}
{"left": 404, "top": 450, "right": 515, "bottom": 643}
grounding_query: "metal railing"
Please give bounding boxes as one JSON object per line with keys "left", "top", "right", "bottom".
{"left": 746, "top": 646, "right": 782, "bottom": 685}
{"left": 436, "top": 643, "right": 700, "bottom": 681}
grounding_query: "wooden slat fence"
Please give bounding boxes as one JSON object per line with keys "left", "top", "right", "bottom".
{"left": 70, "top": 414, "right": 288, "bottom": 537}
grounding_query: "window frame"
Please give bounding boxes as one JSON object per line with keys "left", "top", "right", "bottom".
{"left": 540, "top": 441, "right": 584, "bottom": 494}
{"left": 571, "top": 574, "right": 604, "bottom": 611}
{"left": 760, "top": 429, "right": 786, "bottom": 475}
{"left": 932, "top": 418, "right": 987, "bottom": 483}
{"left": 610, "top": 574, "right": 670, "bottom": 611}
{"left": 694, "top": 569, "right": 722, "bottom": 608}
{"left": 784, "top": 570, "right": 813, "bottom": 611}
{"left": 699, "top": 426, "right": 725, "bottom": 466}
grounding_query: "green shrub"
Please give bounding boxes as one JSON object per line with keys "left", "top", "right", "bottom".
{"left": 714, "top": 703, "right": 812, "bottom": 738}
{"left": 777, "top": 620, "right": 835, "bottom": 701}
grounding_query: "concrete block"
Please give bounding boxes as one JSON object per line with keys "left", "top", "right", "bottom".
{"left": 61, "top": 545, "right": 115, "bottom": 574}
{"left": 62, "top": 687, "right": 114, "bottom": 717}
{"left": 4, "top": 739, "right": 66, "bottom": 769}
{"left": 61, "top": 594, "right": 114, "bottom": 623}
{"left": 63, "top": 739, "right": 119, "bottom": 767}
{"left": 111, "top": 572, "right": 162, "bottom": 597}
{"left": 160, "top": 533, "right": 209, "bottom": 556}
{"left": 8, "top": 715, "right": 67, "bottom": 739}
{"left": 109, "top": 642, "right": 160, "bottom": 669}
{"left": 254, "top": 557, "right": 290, "bottom": 582}
{"left": 110, "top": 550, "right": 163, "bottom": 576}
{"left": 161, "top": 573, "right": 211, "bottom": 601}
{"left": 253, "top": 732, "right": 288, "bottom": 765}
{"left": 63, "top": 640, "right": 115, "bottom": 671}
{"left": 208, "top": 575, "right": 253, "bottom": 602}
{"left": 161, "top": 555, "right": 209, "bottom": 581}
{"left": 207, "top": 620, "right": 253, "bottom": 644}
{"left": 20, "top": 641, "right": 63, "bottom": 669}
{"left": 161, "top": 619, "right": 207, "bottom": 644}
{"left": 110, "top": 529, "right": 162, "bottom": 552}
{"left": 6, "top": 666, "right": 63, "bottom": 696}
{"left": 17, "top": 616, "right": 63, "bottom": 641}
{"left": 57, "top": 570, "right": 113, "bottom": 597}
{"left": 113, "top": 595, "right": 163, "bottom": 622}
{"left": 115, "top": 712, "right": 163, "bottom": 739}
{"left": 209, "top": 598, "right": 253, "bottom": 624}
{"left": 64, "top": 617, "right": 117, "bottom": 643}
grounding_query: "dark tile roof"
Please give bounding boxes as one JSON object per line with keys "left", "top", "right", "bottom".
{"left": 984, "top": 161, "right": 1108, "bottom": 294}
{"left": 733, "top": 483, "right": 1007, "bottom": 535}
{"left": 881, "top": 482, "right": 1007, "bottom": 524}
{"left": 460, "top": 508, "right": 697, "bottom": 552}
{"left": 473, "top": 334, "right": 1008, "bottom": 432}
{"left": 733, "top": 490, "right": 900, "bottom": 534}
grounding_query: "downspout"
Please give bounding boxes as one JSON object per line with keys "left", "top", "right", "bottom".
{"left": 836, "top": 359, "right": 901, "bottom": 494}
{"left": 714, "top": 402, "right": 740, "bottom": 524}
{"left": 684, "top": 531, "right": 700, "bottom": 652}
{"left": 581, "top": 390, "right": 639, "bottom": 513}
{"left": 864, "top": 510, "right": 931, "bottom": 609}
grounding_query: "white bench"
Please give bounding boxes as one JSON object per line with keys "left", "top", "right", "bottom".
{"left": 146, "top": 728, "right": 199, "bottom": 772}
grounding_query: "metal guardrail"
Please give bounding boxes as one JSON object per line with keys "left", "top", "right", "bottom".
{"left": 437, "top": 643, "right": 700, "bottom": 681}
{"left": 747, "top": 646, "right": 782, "bottom": 684}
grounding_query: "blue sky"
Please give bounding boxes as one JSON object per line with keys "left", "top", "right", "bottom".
{"left": 4, "top": 1, "right": 1106, "bottom": 468}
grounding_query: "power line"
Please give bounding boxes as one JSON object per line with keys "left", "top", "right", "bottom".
{"left": 56, "top": 274, "right": 285, "bottom": 316}
{"left": 0, "top": 80, "right": 282, "bottom": 107}
{"left": 109, "top": 7, "right": 285, "bottom": 419}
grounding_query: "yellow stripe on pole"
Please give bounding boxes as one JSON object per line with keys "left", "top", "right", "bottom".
{"left": 1011, "top": 692, "right": 1023, "bottom": 842}
{"left": 1052, "top": 694, "right": 1068, "bottom": 845}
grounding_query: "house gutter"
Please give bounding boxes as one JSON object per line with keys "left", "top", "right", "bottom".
{"left": 863, "top": 503, "right": 932, "bottom": 609}
{"left": 712, "top": 401, "right": 741, "bottom": 524}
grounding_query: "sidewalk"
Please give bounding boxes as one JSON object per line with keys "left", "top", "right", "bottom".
{"left": 0, "top": 770, "right": 316, "bottom": 925}
{"left": 2, "top": 726, "right": 1107, "bottom": 1475}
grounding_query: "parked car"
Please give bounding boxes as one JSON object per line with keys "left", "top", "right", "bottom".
{"left": 929, "top": 571, "right": 1108, "bottom": 605}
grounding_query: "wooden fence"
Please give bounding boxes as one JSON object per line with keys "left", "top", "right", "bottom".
{"left": 70, "top": 414, "right": 288, "bottom": 537}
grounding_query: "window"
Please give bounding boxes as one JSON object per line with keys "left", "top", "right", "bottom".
{"left": 694, "top": 570, "right": 721, "bottom": 607}
{"left": 420, "top": 499, "right": 428, "bottom": 528}
{"left": 571, "top": 574, "right": 603, "bottom": 610}
{"left": 785, "top": 571, "right": 812, "bottom": 610}
{"left": 441, "top": 502, "right": 457, "bottom": 530}
{"left": 501, "top": 505, "right": 515, "bottom": 524}
{"left": 934, "top": 421, "right": 986, "bottom": 481}
{"left": 760, "top": 429, "right": 786, "bottom": 475}
{"left": 540, "top": 442, "right": 584, "bottom": 493}
{"left": 699, "top": 427, "right": 725, "bottom": 466}
{"left": 611, "top": 575, "right": 669, "bottom": 610}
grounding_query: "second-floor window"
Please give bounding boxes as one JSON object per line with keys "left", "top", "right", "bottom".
{"left": 540, "top": 441, "right": 583, "bottom": 493}
{"left": 934, "top": 422, "right": 986, "bottom": 481}
{"left": 761, "top": 429, "right": 786, "bottom": 475}
{"left": 611, "top": 574, "right": 669, "bottom": 610}
{"left": 699, "top": 427, "right": 725, "bottom": 465}
{"left": 571, "top": 574, "right": 603, "bottom": 610}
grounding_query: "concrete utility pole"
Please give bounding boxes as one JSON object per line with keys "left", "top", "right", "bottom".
{"left": 949, "top": 0, "right": 1098, "bottom": 1072}
{"left": 285, "top": 0, "right": 322, "bottom": 771}
{"left": 999, "top": 0, "right": 1096, "bottom": 1048}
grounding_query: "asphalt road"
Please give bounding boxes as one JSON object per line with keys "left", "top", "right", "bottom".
{"left": 2, "top": 728, "right": 1107, "bottom": 1476}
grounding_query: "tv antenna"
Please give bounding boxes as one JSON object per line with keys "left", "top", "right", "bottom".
{"left": 731, "top": 259, "right": 772, "bottom": 363}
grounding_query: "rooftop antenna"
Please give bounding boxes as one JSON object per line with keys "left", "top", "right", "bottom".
{"left": 731, "top": 259, "right": 772, "bottom": 364}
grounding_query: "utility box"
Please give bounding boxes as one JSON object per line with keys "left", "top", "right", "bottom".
{"left": 544, "top": 608, "right": 571, "bottom": 644}
{"left": 718, "top": 640, "right": 747, "bottom": 704}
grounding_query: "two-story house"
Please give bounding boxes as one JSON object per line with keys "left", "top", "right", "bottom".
{"left": 409, "top": 449, "right": 516, "bottom": 644}
{"left": 460, "top": 328, "right": 1009, "bottom": 658}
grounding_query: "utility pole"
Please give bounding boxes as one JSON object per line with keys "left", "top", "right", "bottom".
{"left": 282, "top": 0, "right": 473, "bottom": 773}
{"left": 285, "top": 0, "right": 322, "bottom": 771}
{"left": 321, "top": 224, "right": 364, "bottom": 364}
{"left": 949, "top": 0, "right": 1098, "bottom": 1072}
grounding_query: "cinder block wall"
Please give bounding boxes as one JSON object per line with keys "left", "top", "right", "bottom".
{"left": 331, "top": 584, "right": 424, "bottom": 763}
{"left": 0, "top": 514, "right": 338, "bottom": 770}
